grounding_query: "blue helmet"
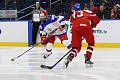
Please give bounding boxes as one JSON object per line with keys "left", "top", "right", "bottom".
{"left": 72, "top": 3, "right": 81, "bottom": 11}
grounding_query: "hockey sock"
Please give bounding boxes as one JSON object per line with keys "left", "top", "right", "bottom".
{"left": 86, "top": 46, "right": 94, "bottom": 59}
{"left": 67, "top": 49, "right": 77, "bottom": 61}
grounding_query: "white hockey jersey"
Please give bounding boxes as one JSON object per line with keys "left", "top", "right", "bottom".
{"left": 40, "top": 15, "right": 66, "bottom": 36}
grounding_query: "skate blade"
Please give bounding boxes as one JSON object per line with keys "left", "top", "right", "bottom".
{"left": 63, "top": 62, "right": 69, "bottom": 69}
{"left": 63, "top": 59, "right": 70, "bottom": 69}
{"left": 85, "top": 63, "right": 93, "bottom": 68}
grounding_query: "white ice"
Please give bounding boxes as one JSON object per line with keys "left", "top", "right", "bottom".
{"left": 0, "top": 46, "right": 120, "bottom": 80}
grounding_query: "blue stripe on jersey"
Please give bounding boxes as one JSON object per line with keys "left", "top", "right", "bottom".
{"left": 59, "top": 17, "right": 65, "bottom": 23}
{"left": 40, "top": 15, "right": 59, "bottom": 31}
{"left": 67, "top": 44, "right": 72, "bottom": 49}
{"left": 90, "top": 13, "right": 95, "bottom": 15}
{"left": 55, "top": 32, "right": 67, "bottom": 36}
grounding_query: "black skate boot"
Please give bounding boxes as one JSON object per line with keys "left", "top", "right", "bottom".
{"left": 43, "top": 52, "right": 52, "bottom": 59}
{"left": 84, "top": 54, "right": 94, "bottom": 67}
{"left": 64, "top": 54, "right": 74, "bottom": 68}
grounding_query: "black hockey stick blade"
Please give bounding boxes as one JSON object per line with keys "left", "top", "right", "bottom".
{"left": 40, "top": 49, "right": 72, "bottom": 69}
{"left": 40, "top": 65, "right": 53, "bottom": 69}
{"left": 11, "top": 57, "right": 16, "bottom": 61}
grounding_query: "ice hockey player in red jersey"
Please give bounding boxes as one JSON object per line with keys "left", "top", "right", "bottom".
{"left": 64, "top": 3, "right": 100, "bottom": 68}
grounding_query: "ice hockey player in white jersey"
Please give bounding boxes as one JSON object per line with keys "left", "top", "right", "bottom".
{"left": 39, "top": 10, "right": 71, "bottom": 59}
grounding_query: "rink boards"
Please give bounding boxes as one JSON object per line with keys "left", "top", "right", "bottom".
{"left": 0, "top": 20, "right": 120, "bottom": 47}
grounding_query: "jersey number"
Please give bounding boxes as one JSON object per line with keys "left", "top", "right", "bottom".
{"left": 77, "top": 11, "right": 83, "bottom": 17}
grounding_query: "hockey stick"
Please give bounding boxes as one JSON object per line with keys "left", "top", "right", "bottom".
{"left": 40, "top": 49, "right": 72, "bottom": 69}
{"left": 11, "top": 42, "right": 41, "bottom": 61}
{"left": 11, "top": 30, "right": 43, "bottom": 61}
{"left": 11, "top": 28, "right": 59, "bottom": 61}
{"left": 40, "top": 37, "right": 84, "bottom": 69}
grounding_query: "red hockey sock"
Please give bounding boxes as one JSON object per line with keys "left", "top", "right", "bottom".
{"left": 86, "top": 51, "right": 92, "bottom": 59}
{"left": 67, "top": 49, "right": 77, "bottom": 61}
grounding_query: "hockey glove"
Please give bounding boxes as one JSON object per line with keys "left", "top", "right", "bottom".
{"left": 41, "top": 35, "right": 54, "bottom": 45}
{"left": 41, "top": 35, "right": 48, "bottom": 45}
{"left": 58, "top": 26, "right": 64, "bottom": 31}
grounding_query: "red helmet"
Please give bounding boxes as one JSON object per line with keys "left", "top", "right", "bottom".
{"left": 40, "top": 10, "right": 48, "bottom": 16}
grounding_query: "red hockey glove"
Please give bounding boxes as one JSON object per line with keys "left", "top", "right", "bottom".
{"left": 41, "top": 35, "right": 54, "bottom": 45}
{"left": 41, "top": 36, "right": 48, "bottom": 45}
{"left": 58, "top": 26, "right": 64, "bottom": 31}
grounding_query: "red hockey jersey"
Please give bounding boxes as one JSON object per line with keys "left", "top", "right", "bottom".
{"left": 70, "top": 10, "right": 100, "bottom": 28}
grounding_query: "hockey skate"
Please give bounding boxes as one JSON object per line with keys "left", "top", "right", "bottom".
{"left": 84, "top": 54, "right": 94, "bottom": 67}
{"left": 64, "top": 53, "right": 75, "bottom": 68}
{"left": 43, "top": 52, "right": 52, "bottom": 59}
{"left": 64, "top": 56, "right": 72, "bottom": 68}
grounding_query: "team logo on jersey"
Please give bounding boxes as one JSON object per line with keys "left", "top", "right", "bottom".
{"left": 47, "top": 28, "right": 52, "bottom": 31}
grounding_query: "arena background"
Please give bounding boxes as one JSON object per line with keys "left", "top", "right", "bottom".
{"left": 0, "top": 0, "right": 120, "bottom": 48}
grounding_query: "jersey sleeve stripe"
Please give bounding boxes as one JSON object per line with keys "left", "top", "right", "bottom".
{"left": 90, "top": 13, "right": 96, "bottom": 16}
{"left": 59, "top": 18, "right": 66, "bottom": 23}
{"left": 54, "top": 32, "right": 67, "bottom": 36}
